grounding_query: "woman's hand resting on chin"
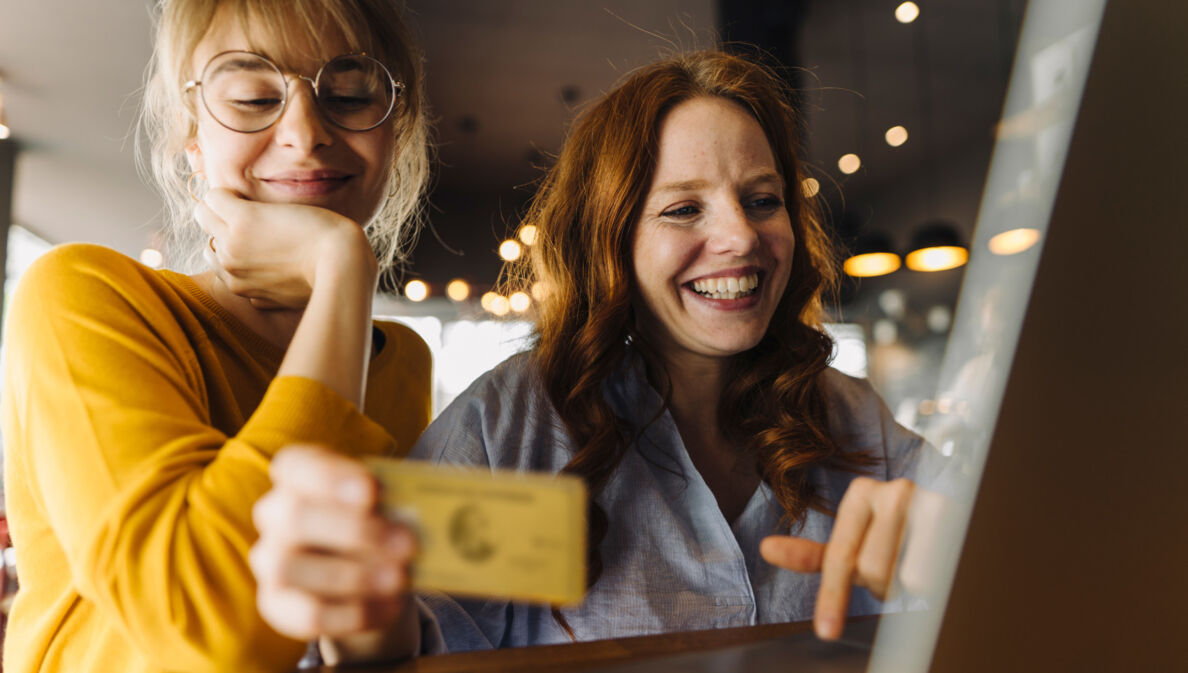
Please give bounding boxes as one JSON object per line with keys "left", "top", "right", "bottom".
{"left": 194, "top": 187, "right": 378, "bottom": 310}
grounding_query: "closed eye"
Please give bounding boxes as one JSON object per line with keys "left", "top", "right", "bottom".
{"left": 227, "top": 96, "right": 283, "bottom": 111}
{"left": 322, "top": 94, "right": 376, "bottom": 112}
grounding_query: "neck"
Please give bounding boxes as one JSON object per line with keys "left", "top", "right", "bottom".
{"left": 645, "top": 349, "right": 729, "bottom": 440}
{"left": 190, "top": 271, "right": 303, "bottom": 348}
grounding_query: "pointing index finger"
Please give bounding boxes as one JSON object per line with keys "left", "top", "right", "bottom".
{"left": 816, "top": 477, "right": 875, "bottom": 640}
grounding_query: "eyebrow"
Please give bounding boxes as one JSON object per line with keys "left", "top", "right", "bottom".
{"left": 649, "top": 171, "right": 785, "bottom": 196}
{"left": 207, "top": 57, "right": 276, "bottom": 79}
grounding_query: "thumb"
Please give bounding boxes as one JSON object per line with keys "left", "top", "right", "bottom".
{"left": 760, "top": 535, "right": 825, "bottom": 573}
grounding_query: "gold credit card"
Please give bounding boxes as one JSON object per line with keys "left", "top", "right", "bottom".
{"left": 365, "top": 458, "right": 587, "bottom": 606}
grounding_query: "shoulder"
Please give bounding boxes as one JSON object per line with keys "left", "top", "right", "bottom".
{"left": 373, "top": 319, "right": 432, "bottom": 370}
{"left": 17, "top": 243, "right": 145, "bottom": 290}
{"left": 410, "top": 351, "right": 570, "bottom": 470}
{"left": 435, "top": 350, "right": 543, "bottom": 423}
{"left": 819, "top": 367, "right": 923, "bottom": 479}
{"left": 465, "top": 350, "right": 540, "bottom": 398}
{"left": 819, "top": 367, "right": 884, "bottom": 423}
{"left": 10, "top": 243, "right": 173, "bottom": 319}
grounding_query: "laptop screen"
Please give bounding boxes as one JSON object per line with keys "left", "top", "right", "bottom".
{"left": 866, "top": 1, "right": 1108, "bottom": 670}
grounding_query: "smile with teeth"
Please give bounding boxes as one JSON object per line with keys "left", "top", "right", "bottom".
{"left": 689, "top": 273, "right": 760, "bottom": 300}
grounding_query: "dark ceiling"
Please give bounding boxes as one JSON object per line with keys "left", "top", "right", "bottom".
{"left": 401, "top": 0, "right": 1026, "bottom": 314}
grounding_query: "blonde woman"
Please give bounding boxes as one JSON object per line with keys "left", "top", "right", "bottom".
{"left": 2, "top": 1, "right": 431, "bottom": 671}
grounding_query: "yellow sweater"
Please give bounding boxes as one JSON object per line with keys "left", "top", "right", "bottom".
{"left": 1, "top": 244, "right": 432, "bottom": 673}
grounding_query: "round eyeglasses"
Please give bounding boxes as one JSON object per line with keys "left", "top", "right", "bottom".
{"left": 185, "top": 51, "right": 404, "bottom": 133}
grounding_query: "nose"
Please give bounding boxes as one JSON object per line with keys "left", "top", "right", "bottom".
{"left": 272, "top": 78, "right": 334, "bottom": 152}
{"left": 706, "top": 202, "right": 760, "bottom": 256}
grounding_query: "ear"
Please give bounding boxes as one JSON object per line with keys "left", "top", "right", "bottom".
{"left": 184, "top": 138, "right": 204, "bottom": 173}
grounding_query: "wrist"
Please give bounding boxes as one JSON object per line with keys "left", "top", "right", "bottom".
{"left": 319, "top": 595, "right": 421, "bottom": 665}
{"left": 312, "top": 221, "right": 379, "bottom": 291}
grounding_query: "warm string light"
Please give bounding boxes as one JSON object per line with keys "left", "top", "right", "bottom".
{"left": 896, "top": 2, "right": 921, "bottom": 24}
{"left": 498, "top": 239, "right": 522, "bottom": 262}
{"left": 801, "top": 178, "right": 820, "bottom": 197}
{"left": 404, "top": 279, "right": 428, "bottom": 302}
{"left": 517, "top": 225, "right": 538, "bottom": 246}
{"left": 509, "top": 291, "right": 531, "bottom": 313}
{"left": 489, "top": 294, "right": 510, "bottom": 316}
{"left": 885, "top": 125, "right": 909, "bottom": 147}
{"left": 838, "top": 153, "right": 861, "bottom": 175}
{"left": 480, "top": 291, "right": 499, "bottom": 312}
{"left": 446, "top": 279, "right": 470, "bottom": 302}
{"left": 138, "top": 248, "right": 164, "bottom": 269}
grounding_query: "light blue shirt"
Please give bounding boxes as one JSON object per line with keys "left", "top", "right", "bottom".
{"left": 410, "top": 352, "right": 922, "bottom": 653}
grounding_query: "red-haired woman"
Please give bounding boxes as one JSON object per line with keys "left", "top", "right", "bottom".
{"left": 251, "top": 50, "right": 920, "bottom": 660}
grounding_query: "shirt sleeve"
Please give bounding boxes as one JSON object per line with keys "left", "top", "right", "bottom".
{"left": 1, "top": 246, "right": 393, "bottom": 673}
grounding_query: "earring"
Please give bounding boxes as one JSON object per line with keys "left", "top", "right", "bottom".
{"left": 187, "top": 171, "right": 207, "bottom": 202}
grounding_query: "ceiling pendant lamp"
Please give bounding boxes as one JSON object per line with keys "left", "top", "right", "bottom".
{"left": 844, "top": 232, "right": 901, "bottom": 277}
{"left": 905, "top": 221, "right": 968, "bottom": 272}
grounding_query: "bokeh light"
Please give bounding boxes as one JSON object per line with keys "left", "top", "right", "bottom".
{"left": 896, "top": 2, "right": 921, "bottom": 24}
{"left": 446, "top": 279, "right": 470, "bottom": 302}
{"left": 885, "top": 125, "right": 909, "bottom": 147}
{"left": 838, "top": 153, "right": 862, "bottom": 174}
{"left": 499, "top": 239, "right": 522, "bottom": 261}
{"left": 404, "top": 280, "right": 428, "bottom": 302}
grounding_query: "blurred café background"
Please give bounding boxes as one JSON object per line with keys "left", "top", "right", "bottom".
{"left": 0, "top": 0, "right": 1028, "bottom": 420}
{"left": 0, "top": 0, "right": 1028, "bottom": 628}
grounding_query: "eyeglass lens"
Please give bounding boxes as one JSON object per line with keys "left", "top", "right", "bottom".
{"left": 199, "top": 52, "right": 397, "bottom": 132}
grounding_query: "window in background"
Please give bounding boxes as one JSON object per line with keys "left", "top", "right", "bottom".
{"left": 4, "top": 225, "right": 52, "bottom": 314}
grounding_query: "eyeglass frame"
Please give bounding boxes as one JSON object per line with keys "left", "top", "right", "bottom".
{"left": 184, "top": 50, "right": 405, "bottom": 133}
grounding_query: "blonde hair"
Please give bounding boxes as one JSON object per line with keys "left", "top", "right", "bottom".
{"left": 138, "top": 0, "right": 429, "bottom": 272}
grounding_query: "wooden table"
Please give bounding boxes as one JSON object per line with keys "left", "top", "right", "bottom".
{"left": 327, "top": 617, "right": 878, "bottom": 673}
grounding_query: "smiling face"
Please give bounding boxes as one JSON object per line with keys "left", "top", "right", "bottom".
{"left": 631, "top": 96, "right": 795, "bottom": 370}
{"left": 184, "top": 9, "right": 396, "bottom": 226}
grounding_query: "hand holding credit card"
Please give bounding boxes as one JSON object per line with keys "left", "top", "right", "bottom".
{"left": 365, "top": 458, "right": 587, "bottom": 606}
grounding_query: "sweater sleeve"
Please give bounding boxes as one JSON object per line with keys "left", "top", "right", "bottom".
{"left": 1, "top": 245, "right": 393, "bottom": 673}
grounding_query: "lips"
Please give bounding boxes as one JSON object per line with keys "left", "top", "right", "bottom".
{"left": 259, "top": 169, "right": 353, "bottom": 197}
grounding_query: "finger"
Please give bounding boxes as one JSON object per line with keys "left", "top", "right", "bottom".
{"left": 759, "top": 535, "right": 824, "bottom": 573}
{"left": 253, "top": 489, "right": 413, "bottom": 555}
{"left": 898, "top": 488, "right": 948, "bottom": 596}
{"left": 202, "top": 186, "right": 255, "bottom": 221}
{"left": 854, "top": 478, "right": 914, "bottom": 598}
{"left": 250, "top": 545, "right": 408, "bottom": 599}
{"left": 192, "top": 199, "right": 229, "bottom": 241}
{"left": 257, "top": 586, "right": 399, "bottom": 640}
{"left": 816, "top": 477, "right": 875, "bottom": 640}
{"left": 249, "top": 297, "right": 289, "bottom": 310}
{"left": 270, "top": 445, "right": 379, "bottom": 509}
{"left": 202, "top": 243, "right": 220, "bottom": 272}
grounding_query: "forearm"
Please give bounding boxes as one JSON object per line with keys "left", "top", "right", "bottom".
{"left": 277, "top": 234, "right": 378, "bottom": 407}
